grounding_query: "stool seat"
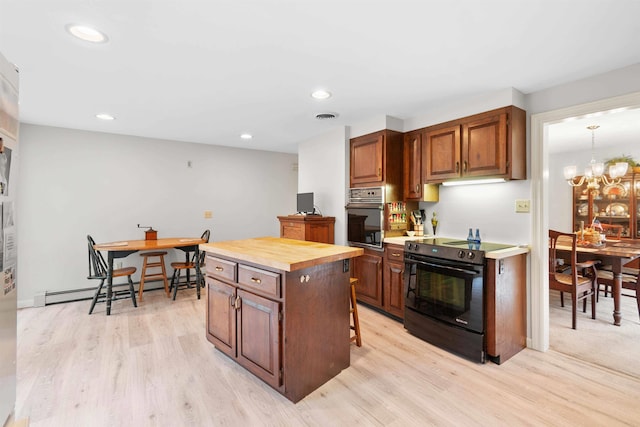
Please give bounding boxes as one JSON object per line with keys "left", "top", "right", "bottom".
{"left": 350, "top": 277, "right": 362, "bottom": 347}
{"left": 139, "top": 251, "right": 169, "bottom": 301}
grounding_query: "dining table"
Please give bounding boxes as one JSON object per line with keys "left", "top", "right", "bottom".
{"left": 93, "top": 237, "right": 206, "bottom": 315}
{"left": 556, "top": 238, "right": 640, "bottom": 326}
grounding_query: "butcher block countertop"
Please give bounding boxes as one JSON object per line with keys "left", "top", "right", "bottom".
{"left": 200, "top": 236, "right": 363, "bottom": 272}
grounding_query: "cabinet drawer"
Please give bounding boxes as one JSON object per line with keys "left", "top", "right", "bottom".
{"left": 385, "top": 245, "right": 404, "bottom": 262}
{"left": 238, "top": 265, "right": 281, "bottom": 298}
{"left": 206, "top": 256, "right": 237, "bottom": 282}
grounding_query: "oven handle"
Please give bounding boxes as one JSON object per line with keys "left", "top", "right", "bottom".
{"left": 405, "top": 258, "right": 480, "bottom": 276}
{"left": 345, "top": 203, "right": 384, "bottom": 209}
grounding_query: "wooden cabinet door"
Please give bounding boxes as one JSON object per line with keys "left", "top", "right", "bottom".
{"left": 383, "top": 245, "right": 405, "bottom": 318}
{"left": 462, "top": 111, "right": 507, "bottom": 178}
{"left": 403, "top": 131, "right": 422, "bottom": 200}
{"left": 307, "top": 223, "right": 334, "bottom": 244}
{"left": 281, "top": 221, "right": 304, "bottom": 240}
{"left": 485, "top": 255, "right": 527, "bottom": 364}
{"left": 423, "top": 125, "right": 461, "bottom": 182}
{"left": 351, "top": 133, "right": 384, "bottom": 185}
{"left": 352, "top": 251, "right": 383, "bottom": 308}
{"left": 206, "top": 277, "right": 236, "bottom": 358}
{"left": 237, "top": 289, "right": 282, "bottom": 388}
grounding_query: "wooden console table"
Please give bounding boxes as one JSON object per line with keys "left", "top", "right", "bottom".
{"left": 278, "top": 215, "right": 335, "bottom": 244}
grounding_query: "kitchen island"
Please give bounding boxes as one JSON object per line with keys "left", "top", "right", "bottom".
{"left": 200, "top": 237, "right": 363, "bottom": 402}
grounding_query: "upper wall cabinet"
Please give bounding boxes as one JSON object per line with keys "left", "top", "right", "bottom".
{"left": 350, "top": 130, "right": 403, "bottom": 196}
{"left": 422, "top": 106, "right": 526, "bottom": 184}
{"left": 403, "top": 130, "right": 422, "bottom": 199}
{"left": 403, "top": 130, "right": 439, "bottom": 201}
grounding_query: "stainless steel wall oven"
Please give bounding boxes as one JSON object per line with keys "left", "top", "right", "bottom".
{"left": 346, "top": 187, "right": 384, "bottom": 249}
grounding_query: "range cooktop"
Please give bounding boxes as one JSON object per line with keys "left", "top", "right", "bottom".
{"left": 404, "top": 237, "right": 516, "bottom": 264}
{"left": 409, "top": 238, "right": 515, "bottom": 252}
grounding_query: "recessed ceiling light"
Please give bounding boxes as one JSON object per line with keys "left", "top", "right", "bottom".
{"left": 311, "top": 90, "right": 332, "bottom": 100}
{"left": 240, "top": 133, "right": 253, "bottom": 140}
{"left": 96, "top": 113, "right": 115, "bottom": 121}
{"left": 66, "top": 24, "right": 109, "bottom": 43}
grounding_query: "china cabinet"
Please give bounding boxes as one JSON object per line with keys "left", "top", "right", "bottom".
{"left": 571, "top": 173, "right": 640, "bottom": 238}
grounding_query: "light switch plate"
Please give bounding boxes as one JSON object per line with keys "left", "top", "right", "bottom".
{"left": 515, "top": 199, "right": 530, "bottom": 213}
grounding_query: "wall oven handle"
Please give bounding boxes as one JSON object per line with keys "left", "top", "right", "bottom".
{"left": 405, "top": 258, "right": 479, "bottom": 276}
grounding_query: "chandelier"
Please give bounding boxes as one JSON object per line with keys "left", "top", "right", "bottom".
{"left": 563, "top": 125, "right": 629, "bottom": 194}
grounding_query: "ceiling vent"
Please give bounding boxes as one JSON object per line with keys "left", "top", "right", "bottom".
{"left": 315, "top": 112, "right": 339, "bottom": 120}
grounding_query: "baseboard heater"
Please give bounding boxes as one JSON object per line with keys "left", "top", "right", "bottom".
{"left": 40, "top": 281, "right": 167, "bottom": 306}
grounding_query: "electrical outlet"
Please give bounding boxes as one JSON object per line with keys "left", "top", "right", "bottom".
{"left": 204, "top": 210, "right": 213, "bottom": 219}
{"left": 515, "top": 199, "right": 530, "bottom": 213}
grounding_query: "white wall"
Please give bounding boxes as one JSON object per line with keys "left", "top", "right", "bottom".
{"left": 297, "top": 127, "right": 348, "bottom": 244}
{"left": 16, "top": 124, "right": 298, "bottom": 306}
{"left": 421, "top": 180, "right": 532, "bottom": 245}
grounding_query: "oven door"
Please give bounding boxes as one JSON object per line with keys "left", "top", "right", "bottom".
{"left": 404, "top": 253, "right": 484, "bottom": 333}
{"left": 345, "top": 203, "right": 384, "bottom": 249}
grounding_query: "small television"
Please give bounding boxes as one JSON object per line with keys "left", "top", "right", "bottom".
{"left": 296, "top": 192, "right": 315, "bottom": 215}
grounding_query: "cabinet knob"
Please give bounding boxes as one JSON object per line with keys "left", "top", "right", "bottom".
{"left": 456, "top": 161, "right": 460, "bottom": 173}
{"left": 392, "top": 253, "right": 401, "bottom": 257}
{"left": 250, "top": 277, "right": 262, "bottom": 284}
{"left": 377, "top": 167, "right": 381, "bottom": 177}
{"left": 215, "top": 266, "right": 224, "bottom": 272}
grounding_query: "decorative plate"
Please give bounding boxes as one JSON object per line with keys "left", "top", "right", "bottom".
{"left": 605, "top": 203, "right": 628, "bottom": 216}
{"left": 577, "top": 203, "right": 598, "bottom": 217}
{"left": 603, "top": 183, "right": 628, "bottom": 198}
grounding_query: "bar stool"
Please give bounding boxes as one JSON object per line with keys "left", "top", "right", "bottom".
{"left": 350, "top": 277, "right": 362, "bottom": 347}
{"left": 139, "top": 251, "right": 169, "bottom": 301}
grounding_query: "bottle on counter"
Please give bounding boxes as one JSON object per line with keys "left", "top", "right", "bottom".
{"left": 467, "top": 228, "right": 474, "bottom": 242}
{"left": 475, "top": 228, "right": 481, "bottom": 243}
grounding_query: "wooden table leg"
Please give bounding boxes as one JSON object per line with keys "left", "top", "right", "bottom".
{"left": 613, "top": 270, "right": 622, "bottom": 326}
{"left": 608, "top": 258, "right": 624, "bottom": 326}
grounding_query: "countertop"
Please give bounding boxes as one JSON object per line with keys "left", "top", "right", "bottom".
{"left": 383, "top": 235, "right": 529, "bottom": 259}
{"left": 200, "top": 236, "right": 363, "bottom": 272}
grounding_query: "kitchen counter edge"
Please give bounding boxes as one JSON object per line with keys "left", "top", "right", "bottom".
{"left": 200, "top": 237, "right": 364, "bottom": 272}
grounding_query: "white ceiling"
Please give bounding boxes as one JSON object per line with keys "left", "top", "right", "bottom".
{"left": 1, "top": 0, "right": 640, "bottom": 154}
{"left": 548, "top": 107, "right": 640, "bottom": 155}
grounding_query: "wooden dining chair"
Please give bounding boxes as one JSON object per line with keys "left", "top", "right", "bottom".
{"left": 169, "top": 229, "right": 211, "bottom": 300}
{"left": 87, "top": 235, "right": 137, "bottom": 315}
{"left": 600, "top": 223, "right": 623, "bottom": 240}
{"left": 549, "top": 230, "right": 599, "bottom": 329}
{"left": 596, "top": 258, "right": 640, "bottom": 318}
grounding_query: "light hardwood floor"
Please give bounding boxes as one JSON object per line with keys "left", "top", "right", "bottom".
{"left": 15, "top": 288, "right": 640, "bottom": 426}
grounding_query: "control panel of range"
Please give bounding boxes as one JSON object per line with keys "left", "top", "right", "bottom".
{"left": 405, "top": 242, "right": 485, "bottom": 265}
